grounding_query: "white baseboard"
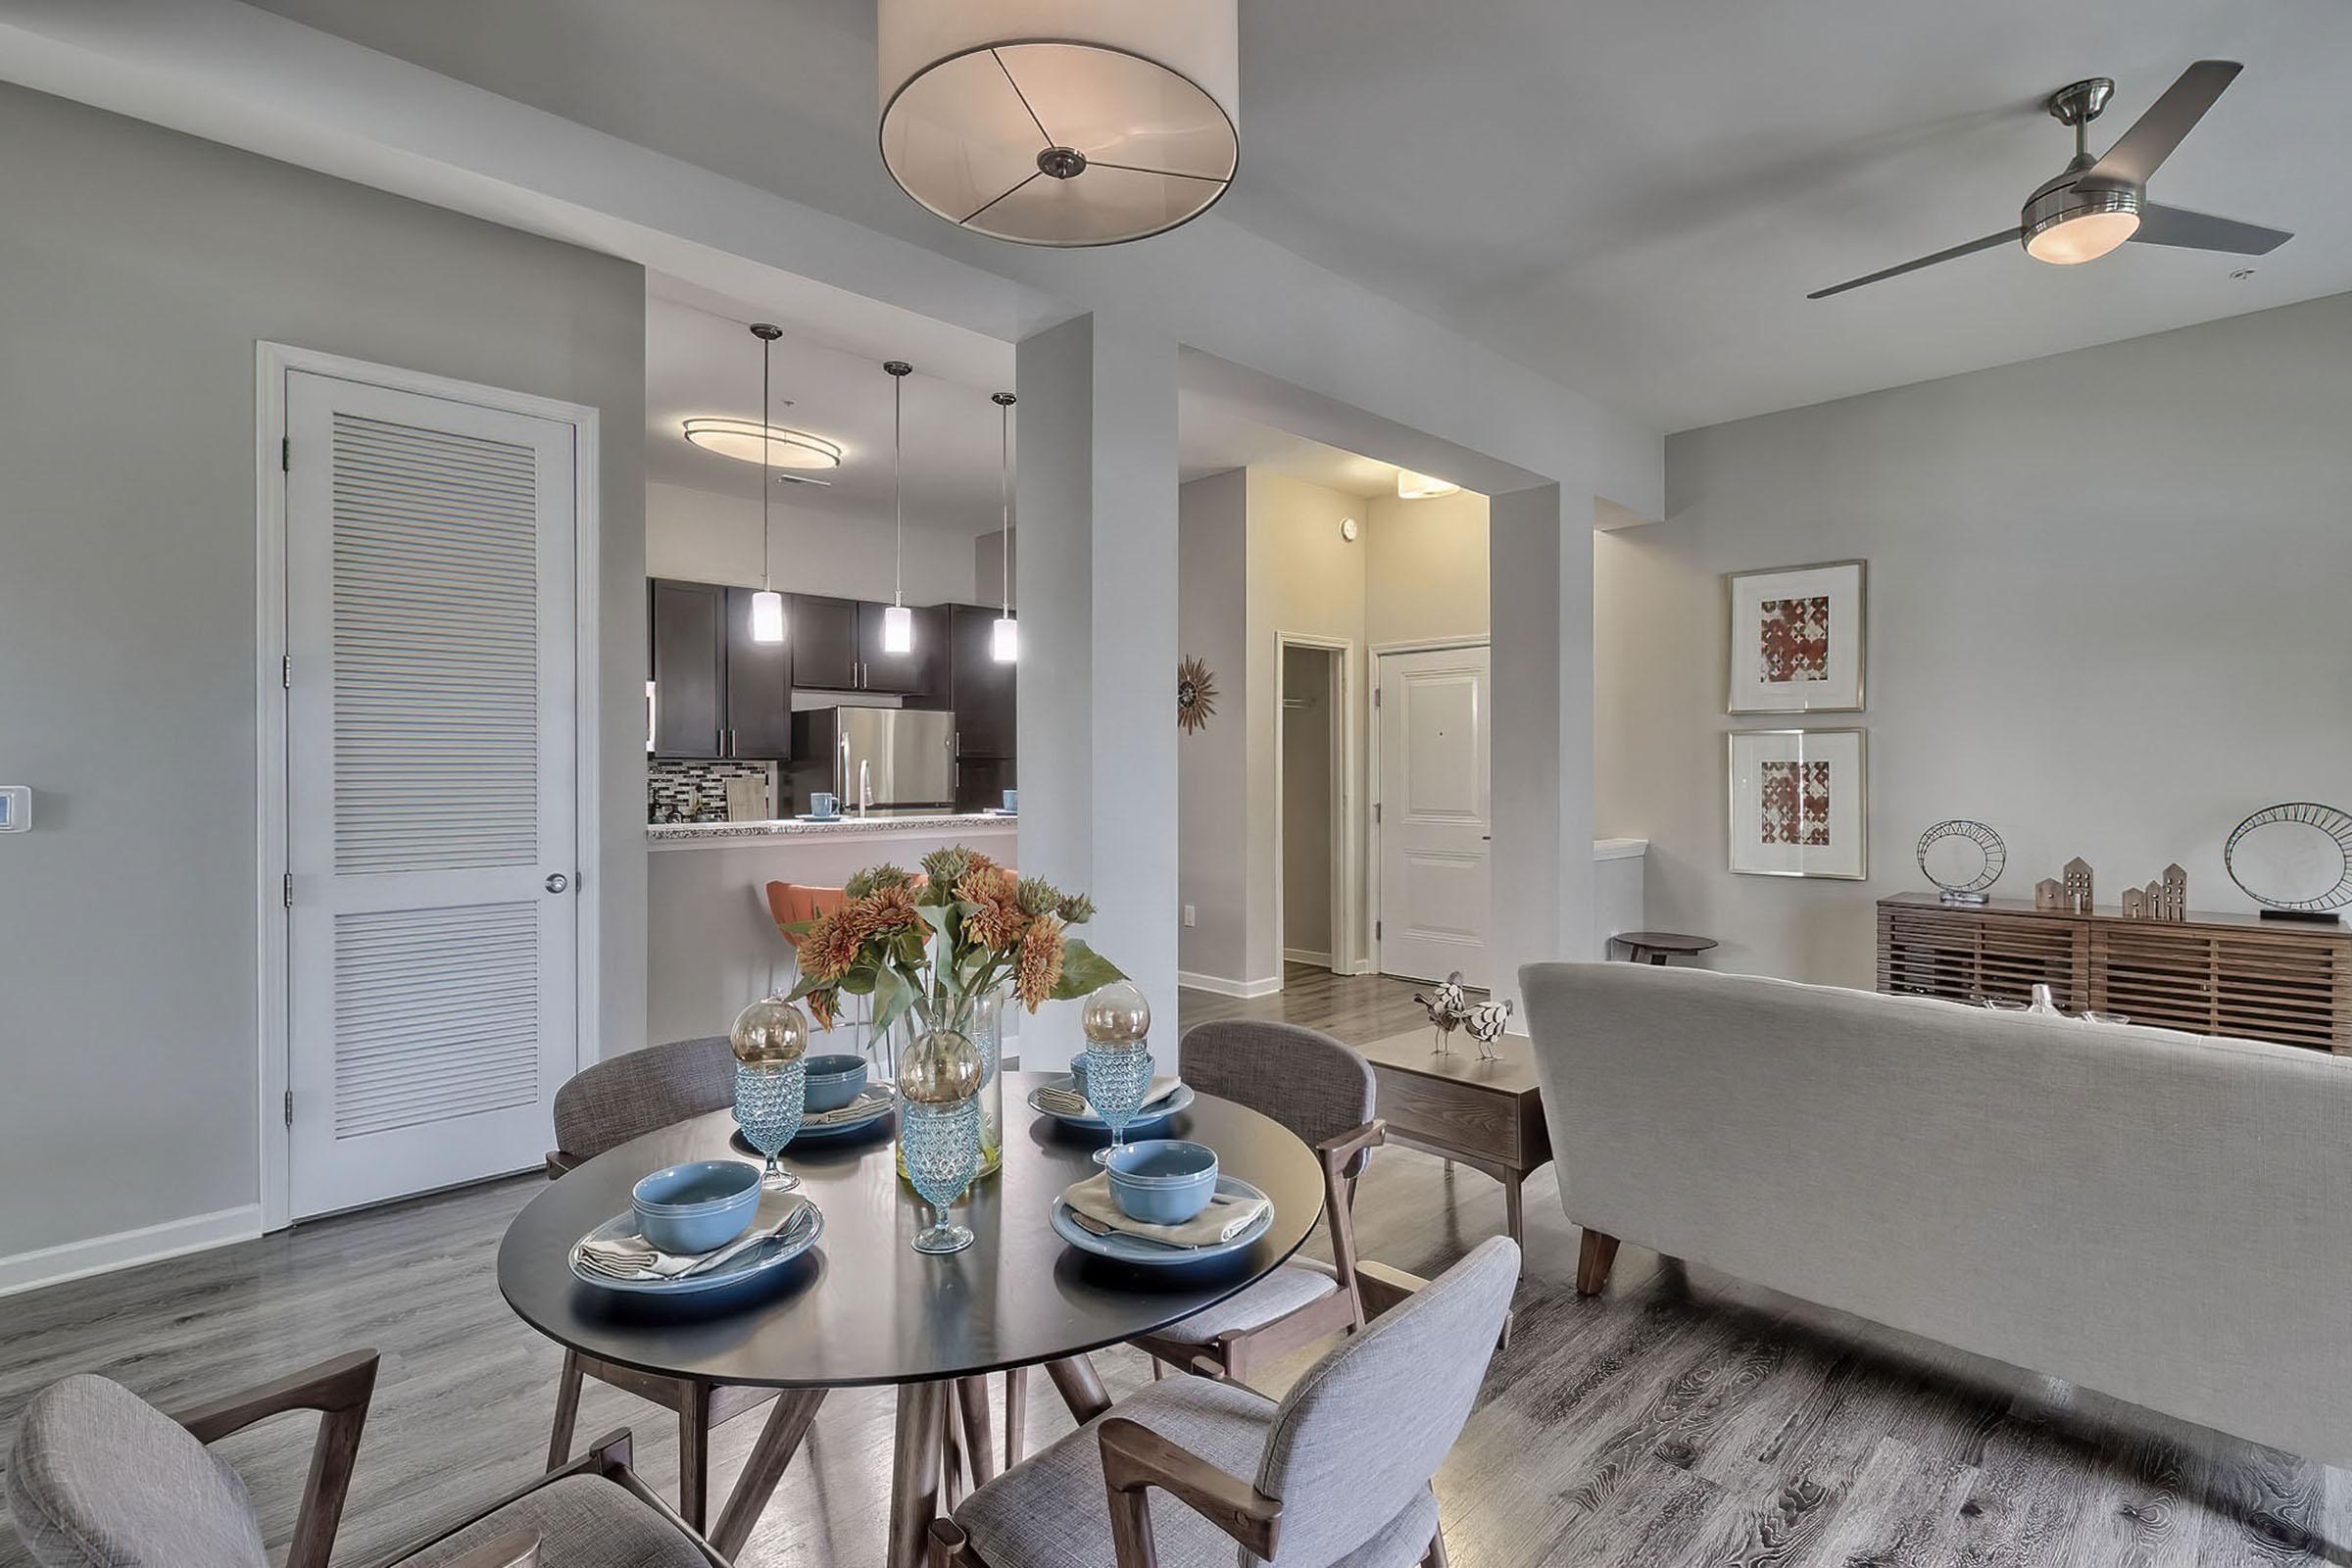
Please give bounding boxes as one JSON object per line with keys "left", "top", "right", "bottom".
{"left": 0, "top": 1205, "right": 264, "bottom": 1300}
{"left": 1282, "top": 947, "right": 1333, "bottom": 967}
{"left": 1177, "top": 969, "right": 1285, "bottom": 999}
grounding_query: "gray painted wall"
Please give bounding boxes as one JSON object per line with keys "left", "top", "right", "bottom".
{"left": 0, "top": 84, "right": 646, "bottom": 1261}
{"left": 1177, "top": 472, "right": 1250, "bottom": 984}
{"left": 1597, "top": 291, "right": 2352, "bottom": 987}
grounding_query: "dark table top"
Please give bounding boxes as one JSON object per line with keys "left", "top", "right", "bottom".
{"left": 1615, "top": 930, "right": 1719, "bottom": 954}
{"left": 497, "top": 1073, "right": 1324, "bottom": 1389}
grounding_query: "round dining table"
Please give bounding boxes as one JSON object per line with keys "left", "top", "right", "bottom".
{"left": 498, "top": 1071, "right": 1325, "bottom": 1568}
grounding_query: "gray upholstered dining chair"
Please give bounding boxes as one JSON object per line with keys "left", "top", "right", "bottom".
{"left": 1126, "top": 1020, "right": 1413, "bottom": 1385}
{"left": 933, "top": 1236, "right": 1519, "bottom": 1568}
{"left": 5, "top": 1348, "right": 726, "bottom": 1568}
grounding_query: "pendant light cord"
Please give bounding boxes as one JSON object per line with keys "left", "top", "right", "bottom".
{"left": 892, "top": 368, "right": 905, "bottom": 609}
{"left": 997, "top": 393, "right": 1013, "bottom": 617}
{"left": 760, "top": 332, "right": 772, "bottom": 592}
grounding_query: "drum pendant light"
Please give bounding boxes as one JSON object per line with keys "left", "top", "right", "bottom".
{"left": 991, "top": 391, "right": 1017, "bottom": 663}
{"left": 749, "top": 323, "right": 787, "bottom": 644}
{"left": 881, "top": 361, "right": 915, "bottom": 656}
{"left": 877, "top": 0, "right": 1239, "bottom": 246}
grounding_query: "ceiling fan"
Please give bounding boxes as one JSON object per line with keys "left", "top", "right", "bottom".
{"left": 1809, "top": 61, "right": 2291, "bottom": 300}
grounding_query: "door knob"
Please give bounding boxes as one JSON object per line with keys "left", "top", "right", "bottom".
{"left": 545, "top": 873, "right": 569, "bottom": 894}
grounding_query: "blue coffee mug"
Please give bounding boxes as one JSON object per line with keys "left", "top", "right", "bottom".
{"left": 809, "top": 792, "right": 838, "bottom": 819}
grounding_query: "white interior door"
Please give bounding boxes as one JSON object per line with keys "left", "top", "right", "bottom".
{"left": 1377, "top": 646, "right": 1491, "bottom": 989}
{"left": 284, "top": 369, "right": 577, "bottom": 1218}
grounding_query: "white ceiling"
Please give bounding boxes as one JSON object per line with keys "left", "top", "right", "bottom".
{"left": 249, "top": 0, "right": 2352, "bottom": 433}
{"left": 647, "top": 277, "right": 1015, "bottom": 538}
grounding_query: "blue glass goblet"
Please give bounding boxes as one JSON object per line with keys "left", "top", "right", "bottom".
{"left": 735, "top": 1060, "right": 807, "bottom": 1191}
{"left": 1076, "top": 1045, "right": 1154, "bottom": 1167}
{"left": 900, "top": 1097, "right": 981, "bottom": 1254}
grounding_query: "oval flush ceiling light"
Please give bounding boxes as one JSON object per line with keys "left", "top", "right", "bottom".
{"left": 1396, "top": 469, "right": 1460, "bottom": 500}
{"left": 877, "top": 0, "right": 1239, "bottom": 247}
{"left": 681, "top": 417, "right": 843, "bottom": 469}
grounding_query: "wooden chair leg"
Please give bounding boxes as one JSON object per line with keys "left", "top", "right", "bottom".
{"left": 546, "top": 1349, "right": 583, "bottom": 1471}
{"left": 1043, "top": 1354, "right": 1111, "bottom": 1424}
{"left": 675, "top": 1380, "right": 710, "bottom": 1533}
{"left": 1002, "top": 1367, "right": 1027, "bottom": 1471}
{"left": 1576, "top": 1230, "right": 1621, "bottom": 1297}
{"left": 1149, "top": 1356, "right": 1164, "bottom": 1381}
{"left": 954, "top": 1378, "right": 998, "bottom": 1490}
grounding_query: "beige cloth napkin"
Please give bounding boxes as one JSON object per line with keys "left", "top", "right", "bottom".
{"left": 801, "top": 1088, "right": 893, "bottom": 1127}
{"left": 1061, "top": 1173, "right": 1268, "bottom": 1247}
{"left": 1037, "top": 1077, "right": 1184, "bottom": 1119}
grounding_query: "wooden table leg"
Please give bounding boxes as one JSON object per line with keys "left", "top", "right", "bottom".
{"left": 1002, "top": 1367, "right": 1027, "bottom": 1470}
{"left": 709, "top": 1388, "right": 826, "bottom": 1559}
{"left": 889, "top": 1381, "right": 950, "bottom": 1568}
{"left": 1043, "top": 1354, "right": 1111, "bottom": 1424}
{"left": 955, "top": 1378, "right": 999, "bottom": 1489}
{"left": 676, "top": 1380, "right": 710, "bottom": 1533}
{"left": 546, "top": 1349, "right": 583, "bottom": 1470}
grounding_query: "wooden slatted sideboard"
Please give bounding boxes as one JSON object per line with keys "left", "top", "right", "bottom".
{"left": 1877, "top": 893, "right": 2352, "bottom": 1054}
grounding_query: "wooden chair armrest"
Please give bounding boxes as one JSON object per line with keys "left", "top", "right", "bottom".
{"left": 1314, "top": 1118, "right": 1386, "bottom": 1173}
{"left": 434, "top": 1533, "right": 540, "bottom": 1568}
{"left": 174, "top": 1348, "right": 380, "bottom": 1443}
{"left": 545, "top": 1151, "right": 582, "bottom": 1178}
{"left": 1099, "top": 1416, "right": 1281, "bottom": 1568}
{"left": 174, "top": 1350, "right": 379, "bottom": 1568}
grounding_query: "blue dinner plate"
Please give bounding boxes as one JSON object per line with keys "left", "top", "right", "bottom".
{"left": 1051, "top": 1175, "right": 1273, "bottom": 1267}
{"left": 728, "top": 1095, "right": 896, "bottom": 1158}
{"left": 1025, "top": 1077, "right": 1194, "bottom": 1133}
{"left": 569, "top": 1197, "right": 823, "bottom": 1296}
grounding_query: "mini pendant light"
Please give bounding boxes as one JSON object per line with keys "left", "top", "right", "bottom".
{"left": 881, "top": 361, "right": 915, "bottom": 655}
{"left": 991, "top": 391, "right": 1018, "bottom": 662}
{"left": 748, "top": 322, "right": 787, "bottom": 644}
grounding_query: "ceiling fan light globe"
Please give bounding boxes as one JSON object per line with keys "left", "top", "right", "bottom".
{"left": 2022, "top": 183, "right": 2141, "bottom": 266}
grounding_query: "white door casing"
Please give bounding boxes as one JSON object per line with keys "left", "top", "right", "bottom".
{"left": 280, "top": 367, "right": 581, "bottom": 1219}
{"left": 1376, "top": 645, "right": 1492, "bottom": 989}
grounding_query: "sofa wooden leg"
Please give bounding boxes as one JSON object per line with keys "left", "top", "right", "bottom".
{"left": 1421, "top": 1525, "right": 1448, "bottom": 1567}
{"left": 1576, "top": 1231, "right": 1620, "bottom": 1297}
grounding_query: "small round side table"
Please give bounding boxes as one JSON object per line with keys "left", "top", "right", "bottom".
{"left": 1615, "top": 931, "right": 1718, "bottom": 966}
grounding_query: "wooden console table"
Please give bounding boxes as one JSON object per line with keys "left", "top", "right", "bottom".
{"left": 1357, "top": 1029, "right": 1552, "bottom": 1243}
{"left": 1877, "top": 893, "right": 2352, "bottom": 1053}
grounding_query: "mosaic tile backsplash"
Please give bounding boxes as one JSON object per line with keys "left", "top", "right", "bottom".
{"left": 649, "top": 760, "right": 778, "bottom": 824}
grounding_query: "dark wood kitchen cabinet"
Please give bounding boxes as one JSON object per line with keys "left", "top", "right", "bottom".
{"left": 857, "top": 601, "right": 948, "bottom": 696}
{"left": 788, "top": 594, "right": 859, "bottom": 691}
{"left": 722, "top": 587, "right": 794, "bottom": 759}
{"left": 649, "top": 578, "right": 724, "bottom": 758}
{"left": 950, "top": 604, "right": 1015, "bottom": 757}
{"left": 647, "top": 578, "right": 792, "bottom": 760}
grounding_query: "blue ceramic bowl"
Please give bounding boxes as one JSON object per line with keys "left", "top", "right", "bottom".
{"left": 803, "top": 1054, "right": 869, "bottom": 1112}
{"left": 1105, "top": 1140, "right": 1219, "bottom": 1225}
{"left": 631, "top": 1160, "right": 760, "bottom": 1254}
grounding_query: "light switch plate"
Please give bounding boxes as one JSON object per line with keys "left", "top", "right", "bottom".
{"left": 0, "top": 786, "right": 27, "bottom": 831}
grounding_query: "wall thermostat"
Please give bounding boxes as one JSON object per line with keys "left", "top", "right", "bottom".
{"left": 0, "top": 786, "right": 27, "bottom": 832}
{"left": 1339, "top": 516, "right": 1358, "bottom": 542}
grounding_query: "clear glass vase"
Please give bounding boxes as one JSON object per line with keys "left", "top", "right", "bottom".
{"left": 893, "top": 986, "right": 1005, "bottom": 1179}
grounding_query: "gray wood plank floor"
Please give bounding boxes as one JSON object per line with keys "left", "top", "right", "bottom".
{"left": 5, "top": 962, "right": 2347, "bottom": 1567}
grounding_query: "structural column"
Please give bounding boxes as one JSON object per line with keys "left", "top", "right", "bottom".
{"left": 1014, "top": 314, "right": 1181, "bottom": 1069}
{"left": 1488, "top": 482, "right": 1596, "bottom": 1023}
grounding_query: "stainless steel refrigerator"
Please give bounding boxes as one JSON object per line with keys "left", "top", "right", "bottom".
{"left": 792, "top": 707, "right": 956, "bottom": 813}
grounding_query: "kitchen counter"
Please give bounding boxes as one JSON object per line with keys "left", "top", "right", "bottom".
{"left": 648, "top": 811, "right": 1015, "bottom": 849}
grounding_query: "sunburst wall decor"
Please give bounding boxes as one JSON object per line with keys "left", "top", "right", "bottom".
{"left": 1176, "top": 657, "right": 1218, "bottom": 734}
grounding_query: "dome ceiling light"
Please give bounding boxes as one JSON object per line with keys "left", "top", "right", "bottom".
{"left": 877, "top": 0, "right": 1239, "bottom": 247}
{"left": 1396, "top": 469, "right": 1460, "bottom": 501}
{"left": 681, "top": 417, "right": 843, "bottom": 470}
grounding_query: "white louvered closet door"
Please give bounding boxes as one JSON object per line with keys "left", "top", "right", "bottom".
{"left": 285, "top": 371, "right": 577, "bottom": 1218}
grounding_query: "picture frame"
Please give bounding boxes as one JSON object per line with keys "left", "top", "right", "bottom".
{"left": 1728, "top": 728, "right": 1868, "bottom": 879}
{"left": 1725, "top": 559, "right": 1866, "bottom": 712}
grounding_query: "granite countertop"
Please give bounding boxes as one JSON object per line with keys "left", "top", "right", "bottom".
{"left": 648, "top": 811, "right": 1018, "bottom": 844}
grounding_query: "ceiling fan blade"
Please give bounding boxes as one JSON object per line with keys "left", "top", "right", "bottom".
{"left": 2088, "top": 60, "right": 2241, "bottom": 186}
{"left": 2130, "top": 202, "right": 2291, "bottom": 255}
{"left": 1806, "top": 229, "right": 2021, "bottom": 300}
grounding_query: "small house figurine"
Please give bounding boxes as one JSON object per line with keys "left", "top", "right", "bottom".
{"left": 2063, "top": 858, "right": 2094, "bottom": 914}
{"left": 2161, "top": 864, "right": 2187, "bottom": 921}
{"left": 2121, "top": 886, "right": 2149, "bottom": 919}
{"left": 1413, "top": 972, "right": 1470, "bottom": 1055}
{"left": 2034, "top": 877, "right": 2065, "bottom": 911}
{"left": 1464, "top": 999, "right": 1513, "bottom": 1060}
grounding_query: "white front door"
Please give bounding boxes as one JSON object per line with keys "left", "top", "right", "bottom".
{"left": 1377, "top": 646, "right": 1492, "bottom": 989}
{"left": 283, "top": 369, "right": 578, "bottom": 1218}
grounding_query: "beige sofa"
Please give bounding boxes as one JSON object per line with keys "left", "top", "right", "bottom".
{"left": 1520, "top": 960, "right": 2352, "bottom": 1468}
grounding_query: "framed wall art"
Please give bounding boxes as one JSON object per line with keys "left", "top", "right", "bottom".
{"left": 1728, "top": 728, "right": 1868, "bottom": 879}
{"left": 1725, "top": 559, "right": 1865, "bottom": 712}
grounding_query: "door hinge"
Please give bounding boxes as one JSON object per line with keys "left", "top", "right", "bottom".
{"left": 1373, "top": 802, "right": 1382, "bottom": 823}
{"left": 280, "top": 654, "right": 292, "bottom": 689}
{"left": 283, "top": 1089, "right": 294, "bottom": 1127}
{"left": 282, "top": 872, "right": 294, "bottom": 907}
{"left": 1376, "top": 920, "right": 1383, "bottom": 940}
{"left": 281, "top": 436, "right": 291, "bottom": 472}
{"left": 1373, "top": 687, "right": 1382, "bottom": 708}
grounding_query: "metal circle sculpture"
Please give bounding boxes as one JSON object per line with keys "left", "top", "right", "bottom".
{"left": 1917, "top": 819, "right": 2006, "bottom": 902}
{"left": 2225, "top": 803, "right": 2352, "bottom": 913}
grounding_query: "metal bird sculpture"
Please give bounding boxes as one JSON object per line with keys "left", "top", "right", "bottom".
{"left": 1464, "top": 999, "right": 1514, "bottom": 1061}
{"left": 1414, "top": 971, "right": 1470, "bottom": 1054}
